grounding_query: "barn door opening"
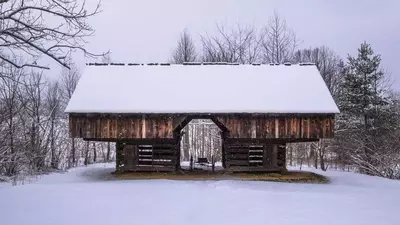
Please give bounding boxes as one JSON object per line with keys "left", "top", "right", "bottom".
{"left": 179, "top": 119, "right": 223, "bottom": 171}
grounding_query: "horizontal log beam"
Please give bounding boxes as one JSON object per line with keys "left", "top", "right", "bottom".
{"left": 83, "top": 138, "right": 178, "bottom": 144}
{"left": 225, "top": 138, "right": 319, "bottom": 144}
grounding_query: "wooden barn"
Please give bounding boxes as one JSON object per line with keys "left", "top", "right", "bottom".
{"left": 65, "top": 63, "right": 339, "bottom": 173}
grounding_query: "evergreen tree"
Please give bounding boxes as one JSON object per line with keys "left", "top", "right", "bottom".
{"left": 339, "top": 42, "right": 388, "bottom": 174}
{"left": 340, "top": 42, "right": 385, "bottom": 127}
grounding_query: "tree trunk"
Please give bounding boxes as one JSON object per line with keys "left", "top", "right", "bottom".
{"left": 362, "top": 114, "right": 372, "bottom": 175}
{"left": 106, "top": 142, "right": 111, "bottom": 161}
{"left": 30, "top": 122, "right": 36, "bottom": 170}
{"left": 314, "top": 145, "right": 318, "bottom": 169}
{"left": 71, "top": 138, "right": 76, "bottom": 167}
{"left": 319, "top": 150, "right": 326, "bottom": 171}
{"left": 93, "top": 143, "right": 97, "bottom": 163}
{"left": 184, "top": 126, "right": 190, "bottom": 161}
{"left": 84, "top": 141, "right": 90, "bottom": 165}
{"left": 7, "top": 112, "right": 15, "bottom": 176}
{"left": 50, "top": 118, "right": 56, "bottom": 169}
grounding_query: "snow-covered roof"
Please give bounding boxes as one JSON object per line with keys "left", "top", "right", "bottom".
{"left": 65, "top": 64, "right": 340, "bottom": 114}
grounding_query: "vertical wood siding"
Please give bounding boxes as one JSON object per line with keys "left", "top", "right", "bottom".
{"left": 69, "top": 115, "right": 175, "bottom": 139}
{"left": 217, "top": 115, "right": 334, "bottom": 139}
{"left": 70, "top": 114, "right": 335, "bottom": 140}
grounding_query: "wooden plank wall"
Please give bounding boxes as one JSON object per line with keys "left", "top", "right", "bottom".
{"left": 70, "top": 114, "right": 334, "bottom": 140}
{"left": 115, "top": 142, "right": 124, "bottom": 172}
{"left": 217, "top": 115, "right": 334, "bottom": 139}
{"left": 69, "top": 115, "right": 184, "bottom": 139}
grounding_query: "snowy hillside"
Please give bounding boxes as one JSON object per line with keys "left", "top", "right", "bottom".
{"left": 1, "top": 163, "right": 399, "bottom": 225}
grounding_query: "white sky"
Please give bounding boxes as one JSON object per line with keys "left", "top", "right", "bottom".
{"left": 47, "top": 0, "right": 400, "bottom": 89}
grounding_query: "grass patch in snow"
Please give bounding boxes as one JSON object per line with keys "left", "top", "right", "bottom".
{"left": 236, "top": 171, "right": 329, "bottom": 183}
{"left": 114, "top": 172, "right": 222, "bottom": 181}
{"left": 113, "top": 170, "right": 328, "bottom": 183}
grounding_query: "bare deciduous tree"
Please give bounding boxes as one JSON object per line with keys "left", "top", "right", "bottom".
{"left": 45, "top": 81, "right": 61, "bottom": 169}
{"left": 293, "top": 46, "right": 344, "bottom": 100}
{"left": 23, "top": 71, "right": 47, "bottom": 171}
{"left": 261, "top": 12, "right": 299, "bottom": 64}
{"left": 0, "top": 63, "right": 25, "bottom": 176}
{"left": 0, "top": 0, "right": 103, "bottom": 70}
{"left": 172, "top": 29, "right": 197, "bottom": 63}
{"left": 60, "top": 61, "right": 80, "bottom": 167}
{"left": 60, "top": 63, "right": 80, "bottom": 105}
{"left": 0, "top": 58, "right": 114, "bottom": 181}
{"left": 101, "top": 52, "right": 112, "bottom": 64}
{"left": 201, "top": 23, "right": 262, "bottom": 63}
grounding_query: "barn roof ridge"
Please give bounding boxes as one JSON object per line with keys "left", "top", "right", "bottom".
{"left": 85, "top": 62, "right": 316, "bottom": 66}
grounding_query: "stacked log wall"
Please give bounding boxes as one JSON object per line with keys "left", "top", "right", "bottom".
{"left": 116, "top": 142, "right": 178, "bottom": 172}
{"left": 224, "top": 143, "right": 286, "bottom": 172}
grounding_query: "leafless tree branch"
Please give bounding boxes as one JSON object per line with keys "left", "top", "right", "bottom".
{"left": 171, "top": 29, "right": 197, "bottom": 63}
{"left": 0, "top": 0, "right": 105, "bottom": 70}
{"left": 260, "top": 12, "right": 300, "bottom": 63}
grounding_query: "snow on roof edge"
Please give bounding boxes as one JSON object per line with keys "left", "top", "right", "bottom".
{"left": 65, "top": 64, "right": 340, "bottom": 114}
{"left": 65, "top": 109, "right": 339, "bottom": 114}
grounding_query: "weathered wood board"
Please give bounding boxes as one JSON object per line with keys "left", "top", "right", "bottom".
{"left": 217, "top": 115, "right": 334, "bottom": 139}
{"left": 70, "top": 114, "right": 335, "bottom": 141}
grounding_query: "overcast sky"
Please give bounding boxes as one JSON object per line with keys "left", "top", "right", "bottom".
{"left": 64, "top": 0, "right": 400, "bottom": 89}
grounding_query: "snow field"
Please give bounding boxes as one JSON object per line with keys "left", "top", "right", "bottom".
{"left": 0, "top": 163, "right": 399, "bottom": 225}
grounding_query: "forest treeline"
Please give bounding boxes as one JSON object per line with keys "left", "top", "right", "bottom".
{"left": 0, "top": 1, "right": 398, "bottom": 181}
{"left": 0, "top": 0, "right": 113, "bottom": 183}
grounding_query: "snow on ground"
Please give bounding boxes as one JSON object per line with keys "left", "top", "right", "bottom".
{"left": 1, "top": 163, "right": 399, "bottom": 225}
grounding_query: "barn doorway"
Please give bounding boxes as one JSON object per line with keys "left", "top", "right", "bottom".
{"left": 179, "top": 118, "right": 224, "bottom": 171}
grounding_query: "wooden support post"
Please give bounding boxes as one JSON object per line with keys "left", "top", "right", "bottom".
{"left": 132, "top": 145, "right": 138, "bottom": 169}
{"left": 272, "top": 144, "right": 278, "bottom": 168}
{"left": 190, "top": 155, "right": 193, "bottom": 171}
{"left": 221, "top": 131, "right": 227, "bottom": 168}
{"left": 212, "top": 155, "right": 215, "bottom": 172}
{"left": 123, "top": 144, "right": 132, "bottom": 171}
{"left": 263, "top": 145, "right": 270, "bottom": 168}
{"left": 176, "top": 141, "right": 181, "bottom": 172}
{"left": 124, "top": 144, "right": 138, "bottom": 171}
{"left": 277, "top": 143, "right": 287, "bottom": 170}
{"left": 115, "top": 141, "right": 124, "bottom": 172}
{"left": 115, "top": 141, "right": 121, "bottom": 172}
{"left": 174, "top": 132, "right": 181, "bottom": 172}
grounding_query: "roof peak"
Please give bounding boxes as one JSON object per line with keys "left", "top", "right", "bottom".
{"left": 86, "top": 62, "right": 316, "bottom": 67}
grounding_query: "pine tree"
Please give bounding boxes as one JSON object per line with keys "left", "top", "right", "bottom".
{"left": 340, "top": 42, "right": 385, "bottom": 127}
{"left": 339, "top": 42, "right": 387, "bottom": 174}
